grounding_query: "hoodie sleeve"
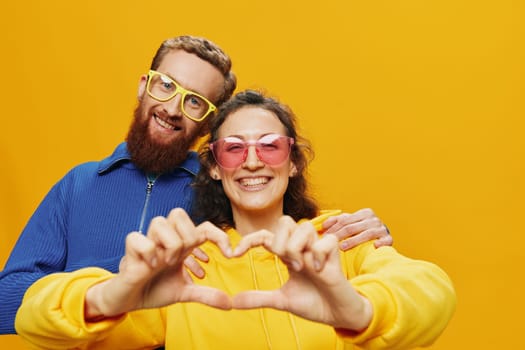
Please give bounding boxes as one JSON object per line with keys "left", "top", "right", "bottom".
{"left": 15, "top": 267, "right": 165, "bottom": 350}
{"left": 338, "top": 242, "right": 456, "bottom": 349}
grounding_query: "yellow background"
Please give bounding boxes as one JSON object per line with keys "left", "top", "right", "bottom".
{"left": 0, "top": 0, "right": 523, "bottom": 349}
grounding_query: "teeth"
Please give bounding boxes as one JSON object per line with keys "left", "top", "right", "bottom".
{"left": 240, "top": 177, "right": 269, "bottom": 186}
{"left": 154, "top": 115, "right": 176, "bottom": 130}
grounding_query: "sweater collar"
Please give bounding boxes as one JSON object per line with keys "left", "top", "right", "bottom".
{"left": 97, "top": 142, "right": 200, "bottom": 176}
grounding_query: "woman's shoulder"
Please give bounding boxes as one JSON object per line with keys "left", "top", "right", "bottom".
{"left": 306, "top": 209, "right": 343, "bottom": 232}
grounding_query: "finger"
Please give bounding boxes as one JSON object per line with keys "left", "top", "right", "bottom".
{"left": 328, "top": 218, "right": 384, "bottom": 242}
{"left": 119, "top": 256, "right": 126, "bottom": 271}
{"left": 182, "top": 266, "right": 195, "bottom": 284}
{"left": 180, "top": 285, "right": 232, "bottom": 310}
{"left": 310, "top": 234, "right": 339, "bottom": 271}
{"left": 232, "top": 230, "right": 274, "bottom": 256}
{"left": 146, "top": 216, "right": 183, "bottom": 265}
{"left": 323, "top": 208, "right": 378, "bottom": 235}
{"left": 125, "top": 232, "right": 157, "bottom": 268}
{"left": 373, "top": 233, "right": 394, "bottom": 248}
{"left": 166, "top": 208, "right": 202, "bottom": 253}
{"left": 284, "top": 221, "right": 317, "bottom": 271}
{"left": 322, "top": 213, "right": 354, "bottom": 234}
{"left": 232, "top": 290, "right": 285, "bottom": 310}
{"left": 271, "top": 216, "right": 298, "bottom": 256}
{"left": 184, "top": 255, "right": 205, "bottom": 279}
{"left": 330, "top": 220, "right": 372, "bottom": 240}
{"left": 197, "top": 221, "right": 232, "bottom": 258}
{"left": 339, "top": 227, "right": 385, "bottom": 251}
{"left": 351, "top": 208, "right": 376, "bottom": 221}
{"left": 192, "top": 247, "right": 209, "bottom": 262}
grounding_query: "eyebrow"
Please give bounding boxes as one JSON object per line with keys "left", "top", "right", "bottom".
{"left": 159, "top": 71, "right": 208, "bottom": 98}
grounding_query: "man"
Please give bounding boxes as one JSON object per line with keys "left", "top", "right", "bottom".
{"left": 0, "top": 35, "right": 391, "bottom": 334}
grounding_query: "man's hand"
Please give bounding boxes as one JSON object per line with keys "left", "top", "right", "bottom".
{"left": 187, "top": 208, "right": 394, "bottom": 280}
{"left": 322, "top": 208, "right": 393, "bottom": 250}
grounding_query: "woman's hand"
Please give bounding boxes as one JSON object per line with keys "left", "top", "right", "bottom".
{"left": 184, "top": 247, "right": 210, "bottom": 279}
{"left": 85, "top": 208, "right": 233, "bottom": 320}
{"left": 231, "top": 216, "right": 373, "bottom": 332}
{"left": 189, "top": 208, "right": 393, "bottom": 279}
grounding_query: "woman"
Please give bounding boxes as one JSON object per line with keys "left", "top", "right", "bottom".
{"left": 15, "top": 90, "right": 456, "bottom": 349}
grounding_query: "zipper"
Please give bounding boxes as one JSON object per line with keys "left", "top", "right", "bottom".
{"left": 138, "top": 173, "right": 158, "bottom": 233}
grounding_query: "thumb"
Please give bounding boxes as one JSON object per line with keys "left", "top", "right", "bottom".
{"left": 232, "top": 290, "right": 283, "bottom": 310}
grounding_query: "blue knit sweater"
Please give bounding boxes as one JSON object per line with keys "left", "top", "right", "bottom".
{"left": 0, "top": 142, "right": 199, "bottom": 334}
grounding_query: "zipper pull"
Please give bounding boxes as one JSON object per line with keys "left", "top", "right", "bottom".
{"left": 146, "top": 180, "right": 154, "bottom": 194}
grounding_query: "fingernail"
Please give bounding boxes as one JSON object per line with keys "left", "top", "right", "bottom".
{"left": 314, "top": 260, "right": 321, "bottom": 271}
{"left": 291, "top": 260, "right": 301, "bottom": 271}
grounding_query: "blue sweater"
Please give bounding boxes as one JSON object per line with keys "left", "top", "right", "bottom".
{"left": 0, "top": 142, "right": 199, "bottom": 334}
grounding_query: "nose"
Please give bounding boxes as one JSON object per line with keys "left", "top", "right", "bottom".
{"left": 162, "top": 93, "right": 184, "bottom": 117}
{"left": 242, "top": 145, "right": 264, "bottom": 170}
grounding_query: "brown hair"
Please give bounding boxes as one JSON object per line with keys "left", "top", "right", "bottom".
{"left": 192, "top": 90, "right": 319, "bottom": 229}
{"left": 150, "top": 35, "right": 237, "bottom": 107}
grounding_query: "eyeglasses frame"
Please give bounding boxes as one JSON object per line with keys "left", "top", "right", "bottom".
{"left": 146, "top": 70, "right": 217, "bottom": 122}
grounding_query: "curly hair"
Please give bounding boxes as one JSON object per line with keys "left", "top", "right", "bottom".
{"left": 149, "top": 35, "right": 237, "bottom": 107}
{"left": 192, "top": 90, "right": 319, "bottom": 229}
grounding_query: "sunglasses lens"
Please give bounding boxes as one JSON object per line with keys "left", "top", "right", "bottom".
{"left": 212, "top": 138, "right": 247, "bottom": 168}
{"left": 255, "top": 134, "right": 292, "bottom": 166}
{"left": 211, "top": 135, "right": 293, "bottom": 169}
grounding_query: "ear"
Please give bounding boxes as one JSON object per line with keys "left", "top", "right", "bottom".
{"left": 209, "top": 165, "right": 222, "bottom": 180}
{"left": 137, "top": 75, "right": 148, "bottom": 100}
{"left": 289, "top": 162, "right": 298, "bottom": 177}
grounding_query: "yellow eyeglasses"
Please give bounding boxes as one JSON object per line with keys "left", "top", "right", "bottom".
{"left": 146, "top": 70, "right": 217, "bottom": 122}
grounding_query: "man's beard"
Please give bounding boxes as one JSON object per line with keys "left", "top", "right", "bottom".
{"left": 126, "top": 104, "right": 202, "bottom": 174}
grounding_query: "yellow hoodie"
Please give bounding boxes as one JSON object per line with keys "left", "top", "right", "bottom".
{"left": 15, "top": 211, "right": 456, "bottom": 350}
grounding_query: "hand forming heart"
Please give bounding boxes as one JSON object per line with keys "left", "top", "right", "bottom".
{"left": 85, "top": 209, "right": 371, "bottom": 331}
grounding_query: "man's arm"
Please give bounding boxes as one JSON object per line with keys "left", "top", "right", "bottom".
{"left": 0, "top": 184, "right": 68, "bottom": 334}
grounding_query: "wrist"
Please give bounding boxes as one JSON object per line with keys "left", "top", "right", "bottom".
{"left": 333, "top": 293, "right": 373, "bottom": 332}
{"left": 84, "top": 280, "right": 119, "bottom": 321}
{"left": 85, "top": 282, "right": 105, "bottom": 321}
{"left": 351, "top": 295, "right": 373, "bottom": 332}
